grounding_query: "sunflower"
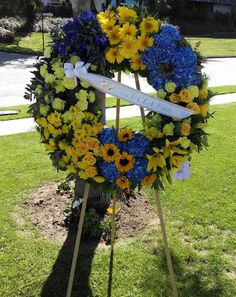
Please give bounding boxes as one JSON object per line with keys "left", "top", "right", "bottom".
{"left": 141, "top": 174, "right": 157, "bottom": 186}
{"left": 116, "top": 176, "right": 131, "bottom": 189}
{"left": 140, "top": 17, "right": 159, "bottom": 35}
{"left": 117, "top": 6, "right": 138, "bottom": 23}
{"left": 118, "top": 128, "right": 133, "bottom": 142}
{"left": 106, "top": 47, "right": 124, "bottom": 64}
{"left": 115, "top": 152, "right": 134, "bottom": 172}
{"left": 106, "top": 26, "right": 121, "bottom": 45}
{"left": 102, "top": 144, "right": 120, "bottom": 162}
{"left": 137, "top": 35, "right": 154, "bottom": 51}
{"left": 119, "top": 36, "right": 138, "bottom": 59}
{"left": 130, "top": 55, "right": 146, "bottom": 71}
{"left": 119, "top": 23, "right": 137, "bottom": 39}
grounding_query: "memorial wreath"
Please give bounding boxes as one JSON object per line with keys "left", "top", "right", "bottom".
{"left": 26, "top": 6, "right": 212, "bottom": 191}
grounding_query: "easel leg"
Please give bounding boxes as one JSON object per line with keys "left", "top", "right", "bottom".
{"left": 155, "top": 190, "right": 178, "bottom": 297}
{"left": 66, "top": 183, "right": 91, "bottom": 297}
{"left": 116, "top": 71, "right": 122, "bottom": 129}
{"left": 107, "top": 191, "right": 117, "bottom": 297}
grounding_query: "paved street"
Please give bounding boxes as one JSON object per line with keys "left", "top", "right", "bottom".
{"left": 0, "top": 52, "right": 236, "bottom": 107}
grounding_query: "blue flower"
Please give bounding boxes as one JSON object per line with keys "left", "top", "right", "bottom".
{"left": 99, "top": 128, "right": 119, "bottom": 145}
{"left": 127, "top": 158, "right": 149, "bottom": 184}
{"left": 100, "top": 162, "right": 120, "bottom": 182}
{"left": 120, "top": 133, "right": 150, "bottom": 157}
{"left": 154, "top": 24, "right": 181, "bottom": 48}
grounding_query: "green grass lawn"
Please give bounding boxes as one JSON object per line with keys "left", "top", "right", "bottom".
{"left": 186, "top": 37, "right": 236, "bottom": 57}
{"left": 0, "top": 103, "right": 236, "bottom": 296}
{"left": 0, "top": 33, "right": 236, "bottom": 57}
{"left": 209, "top": 85, "right": 236, "bottom": 95}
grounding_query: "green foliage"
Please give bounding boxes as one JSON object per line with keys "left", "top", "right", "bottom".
{"left": 83, "top": 208, "right": 103, "bottom": 238}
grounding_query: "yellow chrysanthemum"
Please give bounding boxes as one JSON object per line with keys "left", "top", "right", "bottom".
{"left": 117, "top": 6, "right": 138, "bottom": 23}
{"left": 130, "top": 55, "right": 146, "bottom": 71}
{"left": 106, "top": 47, "right": 124, "bottom": 64}
{"left": 119, "top": 36, "right": 138, "bottom": 59}
{"left": 137, "top": 35, "right": 154, "bottom": 51}
{"left": 115, "top": 152, "right": 134, "bottom": 172}
{"left": 116, "top": 176, "right": 131, "bottom": 189}
{"left": 47, "top": 111, "right": 62, "bottom": 128}
{"left": 141, "top": 174, "right": 157, "bottom": 186}
{"left": 102, "top": 144, "right": 120, "bottom": 162}
{"left": 106, "top": 26, "right": 121, "bottom": 45}
{"left": 119, "top": 23, "right": 137, "bottom": 39}
{"left": 140, "top": 17, "right": 159, "bottom": 35}
{"left": 117, "top": 127, "right": 133, "bottom": 142}
{"left": 76, "top": 142, "right": 88, "bottom": 157}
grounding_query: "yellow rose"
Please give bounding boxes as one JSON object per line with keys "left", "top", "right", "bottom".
{"left": 39, "top": 105, "right": 49, "bottom": 116}
{"left": 67, "top": 164, "right": 77, "bottom": 173}
{"left": 63, "top": 77, "right": 76, "bottom": 90}
{"left": 76, "top": 89, "right": 88, "bottom": 101}
{"left": 199, "top": 104, "right": 209, "bottom": 117}
{"left": 199, "top": 88, "right": 208, "bottom": 100}
{"left": 45, "top": 73, "right": 55, "bottom": 85}
{"left": 76, "top": 142, "right": 88, "bottom": 156}
{"left": 186, "top": 102, "right": 200, "bottom": 114}
{"left": 87, "top": 138, "right": 100, "bottom": 150}
{"left": 85, "top": 166, "right": 98, "bottom": 178}
{"left": 79, "top": 170, "right": 88, "bottom": 179}
{"left": 76, "top": 97, "right": 88, "bottom": 111}
{"left": 77, "top": 161, "right": 88, "bottom": 170}
{"left": 54, "top": 67, "right": 65, "bottom": 79}
{"left": 82, "top": 152, "right": 96, "bottom": 166}
{"left": 169, "top": 93, "right": 180, "bottom": 103}
{"left": 181, "top": 122, "right": 191, "bottom": 136}
{"left": 179, "top": 89, "right": 193, "bottom": 103}
{"left": 165, "top": 82, "right": 177, "bottom": 93}
{"left": 88, "top": 91, "right": 95, "bottom": 103}
{"left": 93, "top": 176, "right": 105, "bottom": 183}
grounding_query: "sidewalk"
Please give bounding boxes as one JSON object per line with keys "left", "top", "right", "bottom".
{"left": 0, "top": 93, "right": 235, "bottom": 136}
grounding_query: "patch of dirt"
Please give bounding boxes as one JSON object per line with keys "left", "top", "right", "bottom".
{"left": 22, "top": 182, "right": 157, "bottom": 243}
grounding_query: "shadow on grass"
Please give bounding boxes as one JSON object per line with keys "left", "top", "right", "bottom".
{"left": 141, "top": 241, "right": 233, "bottom": 297}
{"left": 40, "top": 226, "right": 100, "bottom": 297}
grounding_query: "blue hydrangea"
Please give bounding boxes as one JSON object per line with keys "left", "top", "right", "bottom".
{"left": 99, "top": 128, "right": 119, "bottom": 145}
{"left": 100, "top": 162, "right": 120, "bottom": 182}
{"left": 171, "top": 46, "right": 197, "bottom": 68}
{"left": 127, "top": 158, "right": 149, "bottom": 184}
{"left": 120, "top": 133, "right": 151, "bottom": 157}
{"left": 154, "top": 24, "right": 181, "bottom": 48}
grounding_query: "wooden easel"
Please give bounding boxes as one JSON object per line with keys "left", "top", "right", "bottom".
{"left": 66, "top": 73, "right": 178, "bottom": 297}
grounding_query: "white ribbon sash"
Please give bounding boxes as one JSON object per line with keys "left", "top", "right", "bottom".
{"left": 64, "top": 61, "right": 194, "bottom": 119}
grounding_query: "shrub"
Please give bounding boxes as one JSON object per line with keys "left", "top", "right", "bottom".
{"left": 33, "top": 17, "right": 70, "bottom": 33}
{"left": 0, "top": 16, "right": 26, "bottom": 33}
{"left": 0, "top": 27, "right": 14, "bottom": 43}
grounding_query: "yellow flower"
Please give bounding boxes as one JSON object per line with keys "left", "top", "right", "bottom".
{"left": 78, "top": 170, "right": 87, "bottom": 179}
{"left": 85, "top": 166, "right": 98, "bottom": 178}
{"left": 106, "top": 47, "right": 124, "bottom": 64}
{"left": 76, "top": 97, "right": 88, "bottom": 111}
{"left": 88, "top": 91, "right": 95, "bottom": 103}
{"left": 115, "top": 152, "right": 134, "bottom": 172}
{"left": 63, "top": 77, "right": 76, "bottom": 90}
{"left": 47, "top": 111, "right": 62, "bottom": 127}
{"left": 147, "top": 148, "right": 166, "bottom": 172}
{"left": 101, "top": 17, "right": 117, "bottom": 33}
{"left": 70, "top": 55, "right": 80, "bottom": 66}
{"left": 144, "top": 126, "right": 164, "bottom": 140}
{"left": 169, "top": 93, "right": 180, "bottom": 103}
{"left": 118, "top": 127, "right": 133, "bottom": 142}
{"left": 76, "top": 89, "right": 88, "bottom": 101}
{"left": 52, "top": 98, "right": 65, "bottom": 111}
{"left": 187, "top": 85, "right": 199, "bottom": 98}
{"left": 52, "top": 128, "right": 62, "bottom": 138}
{"left": 45, "top": 73, "right": 55, "bottom": 85}
{"left": 116, "top": 176, "right": 131, "bottom": 189}
{"left": 130, "top": 54, "right": 146, "bottom": 71}
{"left": 119, "top": 23, "right": 137, "bottom": 39}
{"left": 117, "top": 6, "right": 138, "bottom": 23}
{"left": 199, "top": 104, "right": 209, "bottom": 117}
{"left": 199, "top": 88, "right": 208, "bottom": 99}
{"left": 82, "top": 152, "right": 96, "bottom": 166}
{"left": 140, "top": 17, "right": 159, "bottom": 35}
{"left": 169, "top": 155, "right": 188, "bottom": 169}
{"left": 181, "top": 122, "right": 191, "bottom": 136}
{"left": 102, "top": 144, "right": 120, "bottom": 162}
{"left": 80, "top": 80, "right": 90, "bottom": 89}
{"left": 165, "top": 82, "right": 177, "bottom": 93}
{"left": 163, "top": 122, "right": 175, "bottom": 136}
{"left": 107, "top": 26, "right": 121, "bottom": 45}
{"left": 106, "top": 207, "right": 115, "bottom": 215}
{"left": 94, "top": 176, "right": 105, "bottom": 183}
{"left": 40, "top": 64, "right": 48, "bottom": 78}
{"left": 54, "top": 67, "right": 65, "bottom": 79}
{"left": 76, "top": 142, "right": 88, "bottom": 156}
{"left": 62, "top": 124, "right": 69, "bottom": 134}
{"left": 186, "top": 102, "right": 200, "bottom": 114}
{"left": 137, "top": 35, "right": 153, "bottom": 51}
{"left": 179, "top": 89, "right": 193, "bottom": 103}
{"left": 55, "top": 79, "right": 65, "bottom": 93}
{"left": 156, "top": 89, "right": 167, "bottom": 99}
{"left": 119, "top": 36, "right": 138, "bottom": 59}
{"left": 141, "top": 174, "right": 157, "bottom": 186}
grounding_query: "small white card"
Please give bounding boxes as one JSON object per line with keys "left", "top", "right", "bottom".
{"left": 173, "top": 161, "right": 190, "bottom": 180}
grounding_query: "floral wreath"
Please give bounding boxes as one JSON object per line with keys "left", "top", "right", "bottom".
{"left": 26, "top": 6, "right": 212, "bottom": 191}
